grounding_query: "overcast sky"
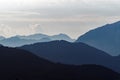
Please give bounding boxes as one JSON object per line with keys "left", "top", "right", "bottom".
{"left": 0, "top": 0, "right": 120, "bottom": 38}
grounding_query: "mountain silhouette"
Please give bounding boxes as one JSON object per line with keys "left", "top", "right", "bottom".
{"left": 38, "top": 37, "right": 52, "bottom": 42}
{"left": 20, "top": 40, "right": 111, "bottom": 64}
{"left": 50, "top": 33, "right": 75, "bottom": 42}
{"left": 76, "top": 21, "right": 120, "bottom": 56}
{"left": 0, "top": 33, "right": 74, "bottom": 47}
{"left": 18, "top": 33, "right": 74, "bottom": 42}
{"left": 0, "top": 36, "right": 38, "bottom": 47}
{"left": 18, "top": 33, "right": 49, "bottom": 40}
{"left": 0, "top": 36, "right": 5, "bottom": 40}
{"left": 0, "top": 46, "right": 54, "bottom": 80}
{"left": 19, "top": 40, "right": 120, "bottom": 72}
{"left": 0, "top": 46, "right": 119, "bottom": 80}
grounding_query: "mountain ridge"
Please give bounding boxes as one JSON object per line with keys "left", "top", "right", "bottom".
{"left": 76, "top": 21, "right": 120, "bottom": 56}
{"left": 0, "top": 33, "right": 75, "bottom": 47}
{"left": 0, "top": 46, "right": 119, "bottom": 80}
{"left": 19, "top": 40, "right": 120, "bottom": 73}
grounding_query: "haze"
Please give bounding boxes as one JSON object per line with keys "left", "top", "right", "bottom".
{"left": 0, "top": 0, "right": 120, "bottom": 38}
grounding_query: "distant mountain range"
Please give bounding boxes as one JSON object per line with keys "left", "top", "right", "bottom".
{"left": 0, "top": 36, "right": 5, "bottom": 40}
{"left": 18, "top": 33, "right": 74, "bottom": 41}
{"left": 0, "top": 46, "right": 119, "bottom": 80}
{"left": 0, "top": 37, "right": 38, "bottom": 47}
{"left": 19, "top": 40, "right": 120, "bottom": 73}
{"left": 0, "top": 21, "right": 120, "bottom": 79}
{"left": 0, "top": 33, "right": 75, "bottom": 47}
{"left": 76, "top": 21, "right": 120, "bottom": 56}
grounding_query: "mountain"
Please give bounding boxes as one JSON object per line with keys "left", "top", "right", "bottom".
{"left": 76, "top": 21, "right": 120, "bottom": 56}
{"left": 38, "top": 37, "right": 52, "bottom": 42}
{"left": 0, "top": 37, "right": 38, "bottom": 47}
{"left": 0, "top": 46, "right": 54, "bottom": 80}
{"left": 18, "top": 33, "right": 49, "bottom": 40}
{"left": 0, "top": 33, "right": 74, "bottom": 47}
{"left": 49, "top": 64, "right": 120, "bottom": 80}
{"left": 50, "top": 33, "right": 75, "bottom": 42}
{"left": 0, "top": 46, "right": 119, "bottom": 80}
{"left": 0, "top": 44, "right": 3, "bottom": 47}
{"left": 20, "top": 40, "right": 120, "bottom": 72}
{"left": 20, "top": 40, "right": 111, "bottom": 64}
{"left": 18, "top": 33, "right": 75, "bottom": 42}
{"left": 0, "top": 36, "right": 5, "bottom": 40}
{"left": 0, "top": 36, "right": 52, "bottom": 47}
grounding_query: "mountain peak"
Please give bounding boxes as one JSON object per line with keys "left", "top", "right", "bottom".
{"left": 20, "top": 40, "right": 111, "bottom": 65}
{"left": 52, "top": 33, "right": 70, "bottom": 38}
{"left": 58, "top": 33, "right": 69, "bottom": 36}
{"left": 51, "top": 33, "right": 74, "bottom": 42}
{"left": 76, "top": 21, "right": 120, "bottom": 56}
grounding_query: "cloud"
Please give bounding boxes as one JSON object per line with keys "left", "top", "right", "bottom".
{"left": 0, "top": 0, "right": 120, "bottom": 38}
{"left": 0, "top": 24, "right": 42, "bottom": 37}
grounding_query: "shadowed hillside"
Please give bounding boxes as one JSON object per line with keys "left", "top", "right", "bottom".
{"left": 20, "top": 40, "right": 112, "bottom": 64}
{"left": 0, "top": 46, "right": 119, "bottom": 80}
{"left": 19, "top": 40, "right": 120, "bottom": 73}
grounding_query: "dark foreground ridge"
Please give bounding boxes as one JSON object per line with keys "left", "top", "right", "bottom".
{"left": 0, "top": 46, "right": 119, "bottom": 80}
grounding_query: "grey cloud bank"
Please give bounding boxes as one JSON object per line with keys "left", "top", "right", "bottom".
{"left": 0, "top": 0, "right": 120, "bottom": 38}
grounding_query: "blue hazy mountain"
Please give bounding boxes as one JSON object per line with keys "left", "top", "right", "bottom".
{"left": 0, "top": 36, "right": 52, "bottom": 47}
{"left": 20, "top": 40, "right": 120, "bottom": 72}
{"left": 0, "top": 37, "right": 38, "bottom": 47}
{"left": 18, "top": 33, "right": 49, "bottom": 40}
{"left": 37, "top": 37, "right": 52, "bottom": 42}
{"left": 0, "top": 46, "right": 119, "bottom": 80}
{"left": 50, "top": 33, "right": 75, "bottom": 42}
{"left": 0, "top": 36, "right": 5, "bottom": 40}
{"left": 18, "top": 33, "right": 75, "bottom": 42}
{"left": 0, "top": 33, "right": 74, "bottom": 47}
{"left": 76, "top": 21, "right": 120, "bottom": 56}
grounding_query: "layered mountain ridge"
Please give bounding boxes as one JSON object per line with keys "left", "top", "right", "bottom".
{"left": 19, "top": 40, "right": 120, "bottom": 73}
{"left": 0, "top": 33, "right": 74, "bottom": 47}
{"left": 76, "top": 21, "right": 120, "bottom": 56}
{"left": 0, "top": 46, "right": 119, "bottom": 80}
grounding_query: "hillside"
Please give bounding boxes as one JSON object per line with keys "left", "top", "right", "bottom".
{"left": 76, "top": 21, "right": 120, "bottom": 56}
{"left": 0, "top": 46, "right": 119, "bottom": 80}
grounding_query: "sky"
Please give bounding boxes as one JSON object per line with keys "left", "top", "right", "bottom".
{"left": 0, "top": 0, "right": 120, "bottom": 38}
